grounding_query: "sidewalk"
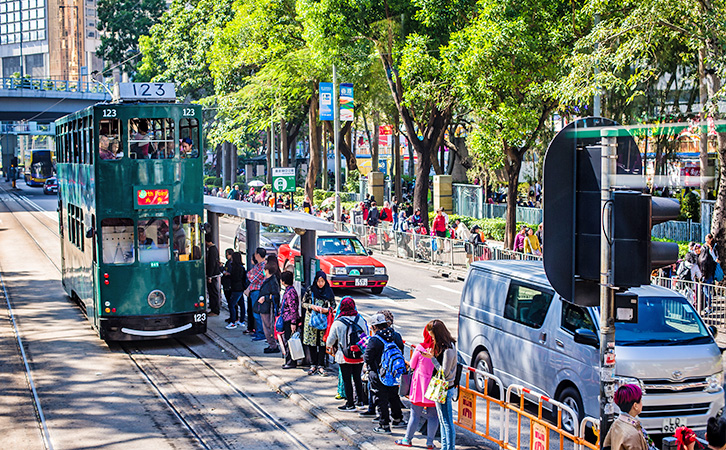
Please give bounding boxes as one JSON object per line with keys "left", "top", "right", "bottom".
{"left": 203, "top": 312, "right": 498, "bottom": 450}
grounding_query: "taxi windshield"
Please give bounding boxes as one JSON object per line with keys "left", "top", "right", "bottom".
{"left": 317, "top": 237, "right": 368, "bottom": 256}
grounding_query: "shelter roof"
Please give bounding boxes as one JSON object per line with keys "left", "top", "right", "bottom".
{"left": 204, "top": 196, "right": 335, "bottom": 232}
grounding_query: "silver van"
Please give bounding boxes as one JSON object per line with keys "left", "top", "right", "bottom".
{"left": 458, "top": 260, "right": 724, "bottom": 434}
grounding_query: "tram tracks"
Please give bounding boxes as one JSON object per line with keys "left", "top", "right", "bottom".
{"left": 0, "top": 187, "right": 326, "bottom": 450}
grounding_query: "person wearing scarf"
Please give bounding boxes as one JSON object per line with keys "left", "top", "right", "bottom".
{"left": 302, "top": 271, "right": 336, "bottom": 375}
{"left": 395, "top": 328, "right": 440, "bottom": 448}
{"left": 326, "top": 296, "right": 368, "bottom": 411}
{"left": 603, "top": 384, "right": 654, "bottom": 450}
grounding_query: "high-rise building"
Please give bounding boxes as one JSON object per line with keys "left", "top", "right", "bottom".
{"left": 0, "top": 0, "right": 103, "bottom": 81}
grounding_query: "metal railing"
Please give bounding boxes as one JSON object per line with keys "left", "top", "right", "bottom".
{"left": 335, "top": 221, "right": 542, "bottom": 273}
{"left": 1, "top": 77, "right": 111, "bottom": 94}
{"left": 651, "top": 275, "right": 726, "bottom": 334}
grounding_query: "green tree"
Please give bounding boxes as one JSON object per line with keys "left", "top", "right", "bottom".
{"left": 97, "top": 0, "right": 166, "bottom": 74}
{"left": 447, "top": 0, "right": 578, "bottom": 248}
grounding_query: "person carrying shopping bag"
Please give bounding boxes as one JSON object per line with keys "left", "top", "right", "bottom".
{"left": 421, "top": 320, "right": 458, "bottom": 450}
{"left": 395, "top": 328, "right": 439, "bottom": 449}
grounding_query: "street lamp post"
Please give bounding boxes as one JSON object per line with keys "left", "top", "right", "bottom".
{"left": 333, "top": 64, "right": 341, "bottom": 223}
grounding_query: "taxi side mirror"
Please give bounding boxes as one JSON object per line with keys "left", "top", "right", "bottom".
{"left": 368, "top": 249, "right": 373, "bottom": 255}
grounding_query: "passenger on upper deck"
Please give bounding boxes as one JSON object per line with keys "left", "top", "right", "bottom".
{"left": 180, "top": 138, "right": 198, "bottom": 158}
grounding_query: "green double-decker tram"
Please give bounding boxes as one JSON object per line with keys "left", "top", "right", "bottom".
{"left": 55, "top": 88, "right": 207, "bottom": 340}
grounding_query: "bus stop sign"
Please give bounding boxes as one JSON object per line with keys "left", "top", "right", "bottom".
{"left": 272, "top": 167, "right": 296, "bottom": 193}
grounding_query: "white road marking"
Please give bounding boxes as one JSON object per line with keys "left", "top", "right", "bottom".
{"left": 431, "top": 284, "right": 462, "bottom": 294}
{"left": 426, "top": 298, "right": 459, "bottom": 311}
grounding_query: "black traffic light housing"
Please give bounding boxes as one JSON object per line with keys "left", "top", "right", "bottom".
{"left": 543, "top": 117, "right": 679, "bottom": 306}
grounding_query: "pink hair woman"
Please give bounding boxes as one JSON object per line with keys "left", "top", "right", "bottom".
{"left": 603, "top": 384, "right": 654, "bottom": 450}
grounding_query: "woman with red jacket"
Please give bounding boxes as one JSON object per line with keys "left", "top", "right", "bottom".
{"left": 432, "top": 208, "right": 447, "bottom": 237}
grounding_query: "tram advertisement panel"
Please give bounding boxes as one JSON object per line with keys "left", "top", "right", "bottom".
{"left": 135, "top": 187, "right": 171, "bottom": 208}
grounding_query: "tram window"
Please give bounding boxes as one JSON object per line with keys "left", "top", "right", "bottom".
{"left": 101, "top": 218, "right": 135, "bottom": 264}
{"left": 99, "top": 119, "right": 121, "bottom": 160}
{"left": 173, "top": 215, "right": 202, "bottom": 261}
{"left": 129, "top": 118, "right": 175, "bottom": 160}
{"left": 179, "top": 118, "right": 199, "bottom": 159}
{"left": 138, "top": 218, "right": 170, "bottom": 263}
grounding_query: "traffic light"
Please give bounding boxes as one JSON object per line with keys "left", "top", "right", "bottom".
{"left": 543, "top": 117, "right": 679, "bottom": 306}
{"left": 611, "top": 192, "right": 680, "bottom": 287}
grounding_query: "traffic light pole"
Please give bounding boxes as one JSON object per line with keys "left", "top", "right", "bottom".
{"left": 599, "top": 130, "right": 618, "bottom": 443}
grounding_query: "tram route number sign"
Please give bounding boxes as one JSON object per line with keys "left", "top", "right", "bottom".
{"left": 272, "top": 167, "right": 296, "bottom": 193}
{"left": 135, "top": 188, "right": 170, "bottom": 208}
{"left": 118, "top": 82, "right": 176, "bottom": 101}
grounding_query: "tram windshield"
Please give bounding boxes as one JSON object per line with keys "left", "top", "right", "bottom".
{"left": 174, "top": 215, "right": 202, "bottom": 261}
{"left": 101, "top": 218, "right": 135, "bottom": 264}
{"left": 138, "top": 218, "right": 170, "bottom": 263}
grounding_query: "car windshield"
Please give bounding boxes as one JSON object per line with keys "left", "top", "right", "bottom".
{"left": 261, "top": 224, "right": 293, "bottom": 234}
{"left": 599, "top": 296, "right": 712, "bottom": 346}
{"left": 317, "top": 237, "right": 368, "bottom": 256}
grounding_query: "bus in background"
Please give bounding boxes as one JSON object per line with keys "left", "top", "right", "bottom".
{"left": 54, "top": 82, "right": 207, "bottom": 340}
{"left": 23, "top": 148, "right": 54, "bottom": 186}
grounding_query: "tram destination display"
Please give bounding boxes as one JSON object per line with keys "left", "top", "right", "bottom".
{"left": 118, "top": 83, "right": 176, "bottom": 101}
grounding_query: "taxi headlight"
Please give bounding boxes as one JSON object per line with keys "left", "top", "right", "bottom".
{"left": 375, "top": 267, "right": 386, "bottom": 275}
{"left": 147, "top": 290, "right": 166, "bottom": 309}
{"left": 706, "top": 372, "right": 723, "bottom": 392}
{"left": 332, "top": 267, "right": 347, "bottom": 275}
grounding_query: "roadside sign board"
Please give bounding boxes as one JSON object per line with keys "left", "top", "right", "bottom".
{"left": 319, "top": 82, "right": 334, "bottom": 121}
{"left": 531, "top": 422, "right": 547, "bottom": 450}
{"left": 271, "top": 167, "right": 296, "bottom": 193}
{"left": 457, "top": 389, "right": 476, "bottom": 430}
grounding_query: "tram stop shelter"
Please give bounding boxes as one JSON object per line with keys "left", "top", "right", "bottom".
{"left": 204, "top": 196, "right": 335, "bottom": 286}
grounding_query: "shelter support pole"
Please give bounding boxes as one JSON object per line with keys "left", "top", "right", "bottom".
{"left": 300, "top": 230, "right": 317, "bottom": 287}
{"left": 245, "top": 219, "right": 260, "bottom": 268}
{"left": 208, "top": 212, "right": 220, "bottom": 248}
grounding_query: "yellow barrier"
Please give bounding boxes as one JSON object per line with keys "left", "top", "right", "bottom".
{"left": 454, "top": 365, "right": 600, "bottom": 450}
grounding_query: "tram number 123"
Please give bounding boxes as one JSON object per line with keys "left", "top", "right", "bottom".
{"left": 194, "top": 313, "right": 206, "bottom": 323}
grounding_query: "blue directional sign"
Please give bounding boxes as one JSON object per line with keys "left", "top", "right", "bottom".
{"left": 319, "top": 82, "right": 334, "bottom": 121}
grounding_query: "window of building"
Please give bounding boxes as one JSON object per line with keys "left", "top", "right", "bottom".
{"left": 503, "top": 284, "right": 553, "bottom": 329}
{"left": 99, "top": 118, "right": 121, "bottom": 160}
{"left": 138, "top": 218, "right": 170, "bottom": 263}
{"left": 179, "top": 118, "right": 199, "bottom": 158}
{"left": 173, "top": 215, "right": 202, "bottom": 261}
{"left": 129, "top": 118, "right": 175, "bottom": 159}
{"left": 101, "top": 218, "right": 134, "bottom": 264}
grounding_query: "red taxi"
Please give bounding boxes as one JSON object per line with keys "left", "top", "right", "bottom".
{"left": 278, "top": 232, "right": 388, "bottom": 294}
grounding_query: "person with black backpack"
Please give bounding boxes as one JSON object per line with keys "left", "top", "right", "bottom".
{"left": 326, "top": 297, "right": 368, "bottom": 411}
{"left": 364, "top": 313, "right": 407, "bottom": 434}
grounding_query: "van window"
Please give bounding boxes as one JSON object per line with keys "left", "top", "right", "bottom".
{"left": 462, "top": 270, "right": 510, "bottom": 311}
{"left": 503, "top": 284, "right": 553, "bottom": 328}
{"left": 562, "top": 302, "right": 596, "bottom": 334}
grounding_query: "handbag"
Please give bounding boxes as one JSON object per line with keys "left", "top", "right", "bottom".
{"left": 715, "top": 263, "right": 724, "bottom": 282}
{"left": 288, "top": 332, "right": 305, "bottom": 361}
{"left": 399, "top": 371, "right": 412, "bottom": 397}
{"left": 424, "top": 368, "right": 448, "bottom": 404}
{"left": 275, "top": 292, "right": 286, "bottom": 333}
{"left": 309, "top": 298, "right": 329, "bottom": 330}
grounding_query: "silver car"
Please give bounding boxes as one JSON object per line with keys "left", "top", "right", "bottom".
{"left": 233, "top": 222, "right": 295, "bottom": 256}
{"left": 458, "top": 260, "right": 724, "bottom": 435}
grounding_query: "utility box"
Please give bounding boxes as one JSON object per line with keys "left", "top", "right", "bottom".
{"left": 368, "top": 171, "right": 385, "bottom": 203}
{"left": 434, "top": 175, "right": 453, "bottom": 213}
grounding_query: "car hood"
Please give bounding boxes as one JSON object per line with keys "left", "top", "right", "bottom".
{"left": 615, "top": 343, "right": 722, "bottom": 379}
{"left": 320, "top": 255, "right": 384, "bottom": 267}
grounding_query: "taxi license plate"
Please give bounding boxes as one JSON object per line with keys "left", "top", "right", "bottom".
{"left": 355, "top": 278, "right": 368, "bottom": 287}
{"left": 662, "top": 417, "right": 687, "bottom": 434}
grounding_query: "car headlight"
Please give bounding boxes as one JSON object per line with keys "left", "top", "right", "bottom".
{"left": 375, "top": 267, "right": 386, "bottom": 275}
{"left": 332, "top": 267, "right": 347, "bottom": 275}
{"left": 706, "top": 372, "right": 723, "bottom": 392}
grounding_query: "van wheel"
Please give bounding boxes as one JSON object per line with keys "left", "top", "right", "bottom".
{"left": 473, "top": 350, "right": 497, "bottom": 397}
{"left": 557, "top": 387, "right": 584, "bottom": 435}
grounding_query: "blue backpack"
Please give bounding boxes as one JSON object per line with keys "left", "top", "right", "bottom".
{"left": 373, "top": 334, "right": 406, "bottom": 386}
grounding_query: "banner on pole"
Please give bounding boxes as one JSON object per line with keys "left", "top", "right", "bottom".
{"left": 340, "top": 83, "right": 354, "bottom": 122}
{"left": 319, "top": 82, "right": 334, "bottom": 121}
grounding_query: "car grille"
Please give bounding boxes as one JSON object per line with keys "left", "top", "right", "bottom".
{"left": 642, "top": 377, "right": 708, "bottom": 394}
{"left": 347, "top": 266, "right": 375, "bottom": 276}
{"left": 640, "top": 402, "right": 711, "bottom": 418}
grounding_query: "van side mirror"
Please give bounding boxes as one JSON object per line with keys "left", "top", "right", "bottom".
{"left": 709, "top": 325, "right": 718, "bottom": 338}
{"left": 574, "top": 328, "right": 599, "bottom": 347}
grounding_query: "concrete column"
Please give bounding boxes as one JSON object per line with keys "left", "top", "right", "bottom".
{"left": 368, "top": 171, "right": 384, "bottom": 204}
{"left": 434, "top": 175, "right": 453, "bottom": 213}
{"left": 300, "top": 230, "right": 317, "bottom": 287}
{"left": 245, "top": 219, "right": 260, "bottom": 269}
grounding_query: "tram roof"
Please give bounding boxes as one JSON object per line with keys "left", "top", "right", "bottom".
{"left": 204, "top": 196, "right": 335, "bottom": 232}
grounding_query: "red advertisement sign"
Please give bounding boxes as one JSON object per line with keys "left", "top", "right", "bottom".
{"left": 136, "top": 189, "right": 170, "bottom": 206}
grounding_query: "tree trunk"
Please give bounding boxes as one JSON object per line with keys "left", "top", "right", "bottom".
{"left": 215, "top": 144, "right": 222, "bottom": 177}
{"left": 712, "top": 130, "right": 726, "bottom": 264}
{"left": 394, "top": 113, "right": 401, "bottom": 202}
{"left": 266, "top": 127, "right": 273, "bottom": 185}
{"left": 698, "top": 48, "right": 709, "bottom": 199}
{"left": 305, "top": 94, "right": 321, "bottom": 204}
{"left": 430, "top": 148, "right": 442, "bottom": 174}
{"left": 280, "top": 117, "right": 289, "bottom": 168}
{"left": 372, "top": 111, "right": 380, "bottom": 174}
{"left": 504, "top": 147, "right": 523, "bottom": 249}
{"left": 229, "top": 143, "right": 237, "bottom": 185}
{"left": 407, "top": 136, "right": 415, "bottom": 177}
{"left": 324, "top": 120, "right": 358, "bottom": 172}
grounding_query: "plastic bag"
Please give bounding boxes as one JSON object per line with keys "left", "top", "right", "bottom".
{"left": 288, "top": 331, "right": 304, "bottom": 361}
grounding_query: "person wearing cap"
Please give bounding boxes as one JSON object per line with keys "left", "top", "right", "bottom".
{"left": 364, "top": 312, "right": 406, "bottom": 434}
{"left": 468, "top": 224, "right": 485, "bottom": 263}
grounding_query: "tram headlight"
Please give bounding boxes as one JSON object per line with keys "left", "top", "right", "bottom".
{"left": 147, "top": 290, "right": 166, "bottom": 309}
